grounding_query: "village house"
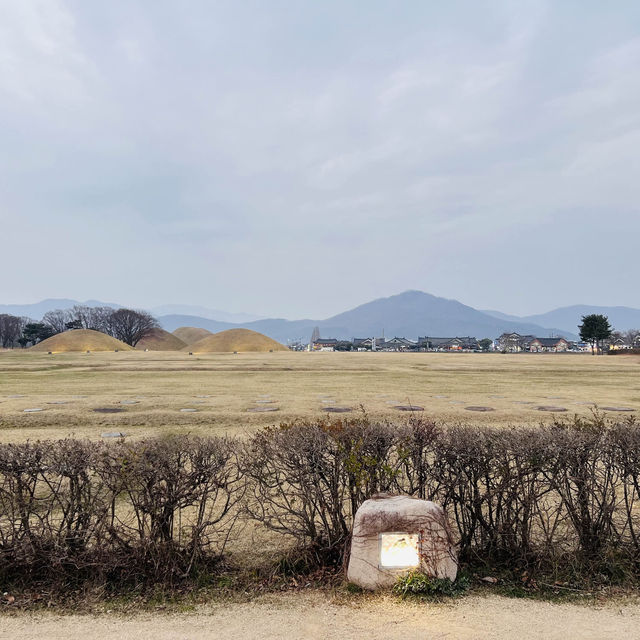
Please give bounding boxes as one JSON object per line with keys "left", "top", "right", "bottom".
{"left": 495, "top": 332, "right": 536, "bottom": 352}
{"left": 527, "top": 337, "right": 569, "bottom": 352}
{"left": 378, "top": 337, "right": 416, "bottom": 351}
{"left": 312, "top": 338, "right": 338, "bottom": 351}
{"left": 496, "top": 332, "right": 571, "bottom": 352}
{"left": 417, "top": 336, "right": 479, "bottom": 351}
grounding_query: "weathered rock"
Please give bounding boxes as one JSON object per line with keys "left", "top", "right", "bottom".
{"left": 347, "top": 494, "right": 457, "bottom": 590}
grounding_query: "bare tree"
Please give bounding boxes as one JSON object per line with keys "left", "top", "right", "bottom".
{"left": 624, "top": 329, "right": 640, "bottom": 348}
{"left": 107, "top": 308, "right": 159, "bottom": 346}
{"left": 0, "top": 314, "right": 27, "bottom": 348}
{"left": 66, "top": 305, "right": 114, "bottom": 333}
{"left": 42, "top": 309, "right": 71, "bottom": 334}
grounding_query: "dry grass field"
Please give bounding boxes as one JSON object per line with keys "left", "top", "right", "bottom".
{"left": 0, "top": 349, "right": 638, "bottom": 442}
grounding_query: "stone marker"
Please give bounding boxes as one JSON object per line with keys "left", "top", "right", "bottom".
{"left": 537, "top": 406, "right": 568, "bottom": 412}
{"left": 464, "top": 406, "right": 495, "bottom": 412}
{"left": 601, "top": 407, "right": 635, "bottom": 412}
{"left": 93, "top": 408, "right": 123, "bottom": 413}
{"left": 394, "top": 405, "right": 424, "bottom": 412}
{"left": 101, "top": 432, "right": 127, "bottom": 438}
{"left": 347, "top": 494, "right": 457, "bottom": 590}
{"left": 323, "top": 406, "right": 352, "bottom": 413}
{"left": 120, "top": 400, "right": 139, "bottom": 405}
{"left": 247, "top": 406, "right": 279, "bottom": 412}
{"left": 180, "top": 408, "right": 198, "bottom": 412}
{"left": 23, "top": 408, "right": 44, "bottom": 413}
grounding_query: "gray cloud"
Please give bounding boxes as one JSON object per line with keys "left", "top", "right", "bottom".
{"left": 1, "top": 0, "right": 639, "bottom": 318}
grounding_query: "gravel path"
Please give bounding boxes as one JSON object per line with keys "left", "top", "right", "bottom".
{"left": 2, "top": 592, "right": 639, "bottom": 640}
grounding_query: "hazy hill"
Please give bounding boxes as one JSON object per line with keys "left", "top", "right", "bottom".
{"left": 150, "top": 304, "right": 263, "bottom": 323}
{"left": 159, "top": 291, "right": 577, "bottom": 343}
{"left": 483, "top": 305, "right": 640, "bottom": 334}
{"left": 0, "top": 298, "right": 120, "bottom": 319}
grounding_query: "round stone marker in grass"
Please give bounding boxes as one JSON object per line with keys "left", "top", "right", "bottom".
{"left": 120, "top": 400, "right": 139, "bottom": 405}
{"left": 601, "top": 406, "right": 635, "bottom": 412}
{"left": 394, "top": 405, "right": 424, "bottom": 412}
{"left": 47, "top": 401, "right": 67, "bottom": 405}
{"left": 195, "top": 395, "right": 211, "bottom": 398}
{"left": 23, "top": 408, "right": 44, "bottom": 413}
{"left": 8, "top": 395, "right": 25, "bottom": 398}
{"left": 93, "top": 407, "right": 124, "bottom": 413}
{"left": 464, "top": 406, "right": 495, "bottom": 412}
{"left": 537, "top": 406, "right": 568, "bottom": 412}
{"left": 255, "top": 399, "right": 276, "bottom": 404}
{"left": 433, "top": 395, "right": 448, "bottom": 399}
{"left": 247, "top": 406, "right": 279, "bottom": 412}
{"left": 101, "top": 432, "right": 127, "bottom": 438}
{"left": 323, "top": 406, "right": 352, "bottom": 413}
{"left": 180, "top": 408, "right": 198, "bottom": 413}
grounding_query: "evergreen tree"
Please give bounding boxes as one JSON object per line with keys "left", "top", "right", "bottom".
{"left": 579, "top": 314, "right": 612, "bottom": 355}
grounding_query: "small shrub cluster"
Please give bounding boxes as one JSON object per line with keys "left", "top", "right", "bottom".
{"left": 392, "top": 571, "right": 470, "bottom": 599}
{"left": 2, "top": 413, "right": 640, "bottom": 593}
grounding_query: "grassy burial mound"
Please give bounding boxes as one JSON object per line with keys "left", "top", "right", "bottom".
{"left": 30, "top": 329, "right": 133, "bottom": 353}
{"left": 184, "top": 328, "right": 288, "bottom": 353}
{"left": 172, "top": 326, "right": 213, "bottom": 344}
{"left": 136, "top": 328, "right": 187, "bottom": 351}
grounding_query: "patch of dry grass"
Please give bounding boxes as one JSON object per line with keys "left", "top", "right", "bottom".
{"left": 0, "top": 350, "right": 638, "bottom": 442}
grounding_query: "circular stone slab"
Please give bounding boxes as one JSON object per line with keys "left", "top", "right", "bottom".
{"left": 433, "top": 395, "right": 449, "bottom": 399}
{"left": 93, "top": 407, "right": 124, "bottom": 413}
{"left": 101, "top": 432, "right": 127, "bottom": 438}
{"left": 180, "top": 408, "right": 198, "bottom": 413}
{"left": 323, "top": 407, "right": 353, "bottom": 413}
{"left": 254, "top": 400, "right": 276, "bottom": 404}
{"left": 394, "top": 405, "right": 425, "bottom": 412}
{"left": 464, "top": 406, "right": 495, "bottom": 412}
{"left": 46, "top": 401, "right": 67, "bottom": 405}
{"left": 537, "top": 406, "right": 568, "bottom": 412}
{"left": 601, "top": 407, "right": 636, "bottom": 412}
{"left": 23, "top": 408, "right": 44, "bottom": 413}
{"left": 247, "top": 406, "right": 279, "bottom": 413}
{"left": 195, "top": 395, "right": 211, "bottom": 398}
{"left": 120, "top": 400, "right": 139, "bottom": 405}
{"left": 8, "top": 395, "right": 25, "bottom": 398}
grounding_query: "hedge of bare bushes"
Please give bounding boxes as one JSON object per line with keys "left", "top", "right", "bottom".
{"left": 0, "top": 437, "right": 243, "bottom": 588}
{"left": 2, "top": 413, "right": 640, "bottom": 590}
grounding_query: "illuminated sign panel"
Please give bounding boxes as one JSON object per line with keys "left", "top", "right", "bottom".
{"left": 379, "top": 533, "right": 419, "bottom": 569}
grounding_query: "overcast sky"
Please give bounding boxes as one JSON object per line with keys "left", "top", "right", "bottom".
{"left": 1, "top": 1, "right": 639, "bottom": 319}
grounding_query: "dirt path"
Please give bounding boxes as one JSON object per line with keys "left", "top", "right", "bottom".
{"left": 2, "top": 592, "right": 639, "bottom": 640}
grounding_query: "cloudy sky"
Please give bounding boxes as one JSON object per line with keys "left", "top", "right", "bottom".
{"left": 1, "top": 1, "right": 639, "bottom": 319}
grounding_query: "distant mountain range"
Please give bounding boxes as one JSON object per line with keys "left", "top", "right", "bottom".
{"left": 4, "top": 292, "right": 640, "bottom": 344}
{"left": 156, "top": 291, "right": 577, "bottom": 343}
{"left": 0, "top": 299, "right": 262, "bottom": 325}
{"left": 482, "top": 305, "right": 640, "bottom": 336}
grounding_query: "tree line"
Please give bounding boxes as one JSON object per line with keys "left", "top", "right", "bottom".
{"left": 0, "top": 305, "right": 158, "bottom": 348}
